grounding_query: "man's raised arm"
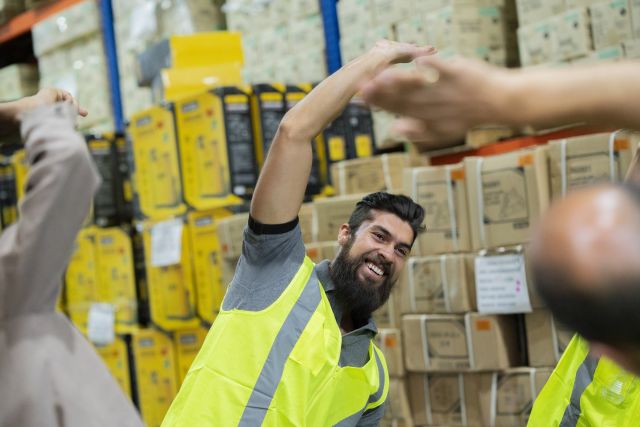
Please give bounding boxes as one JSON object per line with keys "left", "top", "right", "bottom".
{"left": 250, "top": 41, "right": 435, "bottom": 225}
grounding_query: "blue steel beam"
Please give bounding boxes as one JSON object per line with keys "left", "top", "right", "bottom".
{"left": 320, "top": 0, "right": 342, "bottom": 74}
{"left": 99, "top": 0, "right": 124, "bottom": 133}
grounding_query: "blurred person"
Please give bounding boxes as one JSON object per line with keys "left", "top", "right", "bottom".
{"left": 161, "top": 41, "right": 432, "bottom": 426}
{"left": 526, "top": 183, "right": 640, "bottom": 426}
{"left": 0, "top": 89, "right": 143, "bottom": 426}
{"left": 360, "top": 56, "right": 640, "bottom": 148}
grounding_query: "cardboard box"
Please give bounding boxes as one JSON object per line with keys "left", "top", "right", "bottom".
{"left": 131, "top": 328, "right": 179, "bottom": 427}
{"left": 396, "top": 15, "right": 430, "bottom": 44}
{"left": 632, "top": 0, "right": 640, "bottom": 38}
{"left": 173, "top": 327, "right": 208, "bottom": 385}
{"left": 305, "top": 241, "right": 340, "bottom": 263}
{"left": 402, "top": 313, "right": 520, "bottom": 372}
{"left": 516, "top": 0, "right": 566, "bottom": 26}
{"left": 153, "top": 64, "right": 243, "bottom": 102}
{"left": 128, "top": 105, "right": 187, "bottom": 220}
{"left": 134, "top": 218, "right": 200, "bottom": 331}
{"left": 95, "top": 336, "right": 132, "bottom": 399}
{"left": 548, "top": 132, "right": 637, "bottom": 199}
{"left": 408, "top": 372, "right": 493, "bottom": 426}
{"left": 399, "top": 254, "right": 476, "bottom": 314}
{"left": 373, "top": 290, "right": 401, "bottom": 328}
{"left": 491, "top": 368, "right": 553, "bottom": 426}
{"left": 464, "top": 146, "right": 550, "bottom": 250}
{"left": 65, "top": 228, "right": 99, "bottom": 334}
{"left": 187, "top": 209, "right": 233, "bottom": 324}
{"left": 337, "top": 0, "right": 376, "bottom": 39}
{"left": 551, "top": 8, "right": 592, "bottom": 61}
{"left": 375, "top": 329, "right": 405, "bottom": 377}
{"left": 216, "top": 213, "right": 249, "bottom": 261}
{"left": 382, "top": 378, "right": 414, "bottom": 427}
{"left": 623, "top": 38, "right": 640, "bottom": 58}
{"left": 525, "top": 310, "right": 574, "bottom": 367}
{"left": 173, "top": 88, "right": 255, "bottom": 209}
{"left": 590, "top": 0, "right": 634, "bottom": 50}
{"left": 404, "top": 164, "right": 471, "bottom": 255}
{"left": 312, "top": 194, "right": 363, "bottom": 242}
{"left": 517, "top": 20, "right": 555, "bottom": 66}
{"left": 331, "top": 153, "right": 412, "bottom": 196}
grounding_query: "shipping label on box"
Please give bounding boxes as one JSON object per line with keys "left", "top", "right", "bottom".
{"left": 548, "top": 132, "right": 636, "bottom": 199}
{"left": 475, "top": 253, "right": 532, "bottom": 314}
{"left": 518, "top": 21, "right": 555, "bottom": 66}
{"left": 375, "top": 328, "right": 405, "bottom": 377}
{"left": 551, "top": 8, "right": 593, "bottom": 61}
{"left": 590, "top": 0, "right": 634, "bottom": 50}
{"left": 404, "top": 164, "right": 471, "bottom": 255}
{"left": 516, "top": 0, "right": 566, "bottom": 26}
{"left": 312, "top": 194, "right": 363, "bottom": 242}
{"left": 402, "top": 314, "right": 470, "bottom": 371}
{"left": 464, "top": 146, "right": 550, "bottom": 250}
{"left": 491, "top": 368, "right": 553, "bottom": 427}
{"left": 399, "top": 254, "right": 475, "bottom": 314}
{"left": 131, "top": 328, "right": 179, "bottom": 427}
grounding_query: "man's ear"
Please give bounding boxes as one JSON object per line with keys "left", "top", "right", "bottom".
{"left": 338, "top": 224, "right": 351, "bottom": 246}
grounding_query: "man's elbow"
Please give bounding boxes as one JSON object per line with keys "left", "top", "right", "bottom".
{"left": 278, "top": 114, "right": 314, "bottom": 144}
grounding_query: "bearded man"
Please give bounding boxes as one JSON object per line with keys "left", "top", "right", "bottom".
{"left": 161, "top": 41, "right": 430, "bottom": 427}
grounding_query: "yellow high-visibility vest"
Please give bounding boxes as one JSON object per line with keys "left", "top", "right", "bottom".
{"left": 162, "top": 256, "right": 389, "bottom": 426}
{"left": 529, "top": 335, "right": 640, "bottom": 426}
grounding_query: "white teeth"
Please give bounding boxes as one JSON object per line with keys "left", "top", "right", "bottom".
{"left": 367, "top": 263, "right": 384, "bottom": 276}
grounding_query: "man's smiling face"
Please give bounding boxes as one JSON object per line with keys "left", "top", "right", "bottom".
{"left": 330, "top": 210, "right": 414, "bottom": 320}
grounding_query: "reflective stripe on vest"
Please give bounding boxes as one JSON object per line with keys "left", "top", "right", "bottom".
{"left": 559, "top": 352, "right": 599, "bottom": 427}
{"left": 161, "top": 256, "right": 389, "bottom": 426}
{"left": 238, "top": 263, "right": 322, "bottom": 426}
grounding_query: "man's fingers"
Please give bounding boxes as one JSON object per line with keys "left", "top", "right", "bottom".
{"left": 391, "top": 117, "right": 433, "bottom": 141}
{"left": 78, "top": 105, "right": 89, "bottom": 117}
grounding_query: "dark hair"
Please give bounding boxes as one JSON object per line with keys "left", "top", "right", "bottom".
{"left": 347, "top": 192, "right": 425, "bottom": 244}
{"left": 533, "top": 263, "right": 640, "bottom": 347}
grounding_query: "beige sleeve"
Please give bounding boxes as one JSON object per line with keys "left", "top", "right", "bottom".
{"left": 0, "top": 103, "right": 101, "bottom": 318}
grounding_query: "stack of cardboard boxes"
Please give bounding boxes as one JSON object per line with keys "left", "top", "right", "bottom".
{"left": 338, "top": 0, "right": 518, "bottom": 67}
{"left": 32, "top": 0, "right": 114, "bottom": 133}
{"left": 516, "top": 0, "right": 640, "bottom": 66}
{"left": 224, "top": 0, "right": 328, "bottom": 83}
{"left": 112, "top": 0, "right": 227, "bottom": 119}
{"left": 0, "top": 0, "right": 24, "bottom": 24}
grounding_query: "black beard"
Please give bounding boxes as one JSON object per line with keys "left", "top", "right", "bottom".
{"left": 329, "top": 238, "right": 396, "bottom": 324}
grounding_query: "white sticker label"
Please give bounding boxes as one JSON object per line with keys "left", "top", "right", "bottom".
{"left": 88, "top": 303, "right": 115, "bottom": 345}
{"left": 475, "top": 254, "right": 532, "bottom": 314}
{"left": 151, "top": 219, "right": 183, "bottom": 267}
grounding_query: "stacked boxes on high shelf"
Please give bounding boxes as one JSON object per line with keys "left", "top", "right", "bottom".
{"left": 516, "top": 0, "right": 640, "bottom": 65}
{"left": 0, "top": 64, "right": 39, "bottom": 101}
{"left": 32, "top": 0, "right": 114, "bottom": 133}
{"left": 225, "top": 0, "right": 328, "bottom": 83}
{"left": 112, "top": 0, "right": 227, "bottom": 120}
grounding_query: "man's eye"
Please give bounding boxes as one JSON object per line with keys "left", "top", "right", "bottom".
{"left": 373, "top": 232, "right": 384, "bottom": 241}
{"left": 396, "top": 248, "right": 408, "bottom": 257}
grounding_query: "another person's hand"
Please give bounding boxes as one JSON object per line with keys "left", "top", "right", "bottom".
{"left": 18, "top": 88, "right": 89, "bottom": 119}
{"left": 369, "top": 40, "right": 437, "bottom": 67}
{"left": 360, "top": 55, "right": 516, "bottom": 148}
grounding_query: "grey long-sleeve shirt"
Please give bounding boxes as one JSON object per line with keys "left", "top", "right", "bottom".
{"left": 0, "top": 104, "right": 143, "bottom": 427}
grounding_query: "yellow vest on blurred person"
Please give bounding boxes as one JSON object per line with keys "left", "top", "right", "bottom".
{"left": 529, "top": 335, "right": 640, "bottom": 426}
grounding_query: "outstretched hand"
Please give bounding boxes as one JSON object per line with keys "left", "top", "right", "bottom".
{"left": 361, "top": 55, "right": 515, "bottom": 148}
{"left": 370, "top": 40, "right": 437, "bottom": 65}
{"left": 19, "top": 88, "right": 89, "bottom": 118}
